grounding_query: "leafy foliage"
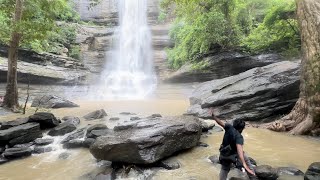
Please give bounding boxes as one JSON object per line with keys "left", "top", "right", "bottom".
{"left": 161, "top": 0, "right": 300, "bottom": 69}
{"left": 0, "top": 0, "right": 80, "bottom": 58}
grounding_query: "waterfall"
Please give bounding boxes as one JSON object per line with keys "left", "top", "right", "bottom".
{"left": 95, "top": 0, "right": 157, "bottom": 100}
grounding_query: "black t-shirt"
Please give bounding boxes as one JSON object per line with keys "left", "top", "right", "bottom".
{"left": 221, "top": 123, "right": 244, "bottom": 155}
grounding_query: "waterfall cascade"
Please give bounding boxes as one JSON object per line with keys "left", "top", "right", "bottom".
{"left": 95, "top": 0, "right": 157, "bottom": 99}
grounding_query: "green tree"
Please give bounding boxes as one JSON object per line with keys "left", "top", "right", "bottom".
{"left": 0, "top": 0, "right": 75, "bottom": 110}
{"left": 268, "top": 0, "right": 320, "bottom": 135}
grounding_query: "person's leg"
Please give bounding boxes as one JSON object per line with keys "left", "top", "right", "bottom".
{"left": 219, "top": 163, "right": 231, "bottom": 180}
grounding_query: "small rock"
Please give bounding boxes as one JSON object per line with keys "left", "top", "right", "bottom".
{"left": 197, "top": 142, "right": 209, "bottom": 147}
{"left": 211, "top": 126, "right": 224, "bottom": 132}
{"left": 120, "top": 112, "right": 135, "bottom": 115}
{"left": 34, "top": 138, "right": 54, "bottom": 146}
{"left": 62, "top": 139, "right": 85, "bottom": 149}
{"left": 255, "top": 165, "right": 278, "bottom": 180}
{"left": 109, "top": 117, "right": 120, "bottom": 121}
{"left": 33, "top": 146, "right": 53, "bottom": 154}
{"left": 199, "top": 119, "right": 215, "bottom": 132}
{"left": 209, "top": 155, "right": 220, "bottom": 164}
{"left": 61, "top": 116, "right": 80, "bottom": 126}
{"left": 58, "top": 152, "right": 71, "bottom": 159}
{"left": 87, "top": 129, "right": 111, "bottom": 139}
{"left": 151, "top": 114, "right": 162, "bottom": 118}
{"left": 130, "top": 117, "right": 141, "bottom": 121}
{"left": 83, "top": 109, "right": 107, "bottom": 120}
{"left": 47, "top": 122, "right": 77, "bottom": 136}
{"left": 61, "top": 128, "right": 86, "bottom": 144}
{"left": 86, "top": 124, "right": 108, "bottom": 138}
{"left": 305, "top": 162, "right": 320, "bottom": 180}
{"left": 3, "top": 147, "right": 33, "bottom": 159}
{"left": 13, "top": 142, "right": 34, "bottom": 148}
{"left": 158, "top": 160, "right": 181, "bottom": 170}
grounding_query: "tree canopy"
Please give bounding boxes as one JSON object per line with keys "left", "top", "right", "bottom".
{"left": 160, "top": 0, "right": 300, "bottom": 69}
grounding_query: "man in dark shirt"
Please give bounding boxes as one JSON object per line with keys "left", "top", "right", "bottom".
{"left": 210, "top": 108, "right": 256, "bottom": 180}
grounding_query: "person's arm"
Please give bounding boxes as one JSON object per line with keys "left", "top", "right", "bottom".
{"left": 209, "top": 108, "right": 225, "bottom": 128}
{"left": 236, "top": 144, "right": 255, "bottom": 176}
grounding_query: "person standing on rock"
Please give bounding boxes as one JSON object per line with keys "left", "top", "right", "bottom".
{"left": 209, "top": 108, "right": 256, "bottom": 180}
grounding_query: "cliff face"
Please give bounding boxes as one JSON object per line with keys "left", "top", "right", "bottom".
{"left": 73, "top": 0, "right": 172, "bottom": 80}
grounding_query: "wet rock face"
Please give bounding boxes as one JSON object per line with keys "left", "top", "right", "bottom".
{"left": 255, "top": 165, "right": 278, "bottom": 180}
{"left": 0, "top": 123, "right": 41, "bottom": 145}
{"left": 90, "top": 116, "right": 201, "bottom": 164}
{"left": 83, "top": 109, "right": 108, "bottom": 120}
{"left": 164, "top": 52, "right": 284, "bottom": 83}
{"left": 28, "top": 112, "right": 59, "bottom": 129}
{"left": 305, "top": 162, "right": 320, "bottom": 180}
{"left": 31, "top": 95, "right": 79, "bottom": 109}
{"left": 188, "top": 61, "right": 300, "bottom": 122}
{"left": 0, "top": 118, "right": 29, "bottom": 130}
{"left": 3, "top": 147, "right": 33, "bottom": 159}
{"left": 47, "top": 121, "right": 77, "bottom": 136}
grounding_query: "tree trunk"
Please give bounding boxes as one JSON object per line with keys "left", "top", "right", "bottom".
{"left": 3, "top": 0, "right": 24, "bottom": 111}
{"left": 267, "top": 0, "right": 320, "bottom": 135}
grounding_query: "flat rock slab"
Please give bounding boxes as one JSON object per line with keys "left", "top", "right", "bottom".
{"left": 0, "top": 123, "right": 40, "bottom": 142}
{"left": 188, "top": 61, "right": 300, "bottom": 122}
{"left": 90, "top": 116, "right": 201, "bottom": 164}
{"left": 0, "top": 118, "right": 29, "bottom": 130}
{"left": 31, "top": 95, "right": 79, "bottom": 109}
{"left": 47, "top": 121, "right": 77, "bottom": 136}
{"left": 3, "top": 147, "right": 33, "bottom": 159}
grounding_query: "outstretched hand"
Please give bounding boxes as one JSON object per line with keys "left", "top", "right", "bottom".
{"left": 209, "top": 107, "right": 216, "bottom": 118}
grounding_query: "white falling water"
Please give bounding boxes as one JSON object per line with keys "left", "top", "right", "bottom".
{"left": 95, "top": 0, "right": 157, "bottom": 99}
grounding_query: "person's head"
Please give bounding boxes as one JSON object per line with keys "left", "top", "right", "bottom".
{"left": 233, "top": 119, "right": 245, "bottom": 133}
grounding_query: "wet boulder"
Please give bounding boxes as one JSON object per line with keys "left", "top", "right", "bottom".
{"left": 3, "top": 147, "right": 33, "bottom": 159}
{"left": 276, "top": 167, "right": 304, "bottom": 176}
{"left": 34, "top": 138, "right": 54, "bottom": 146}
{"left": 255, "top": 165, "right": 278, "bottom": 180}
{"left": 86, "top": 124, "right": 111, "bottom": 139}
{"left": 47, "top": 121, "right": 77, "bottom": 136}
{"left": 0, "top": 118, "right": 29, "bottom": 130}
{"left": 61, "top": 116, "right": 80, "bottom": 126}
{"left": 0, "top": 123, "right": 41, "bottom": 145}
{"left": 90, "top": 116, "right": 201, "bottom": 164}
{"left": 61, "top": 128, "right": 86, "bottom": 144}
{"left": 188, "top": 61, "right": 300, "bottom": 122}
{"left": 33, "top": 146, "right": 53, "bottom": 154}
{"left": 305, "top": 162, "right": 320, "bottom": 180}
{"left": 83, "top": 109, "right": 107, "bottom": 120}
{"left": 28, "top": 112, "right": 59, "bottom": 129}
{"left": 31, "top": 95, "right": 79, "bottom": 109}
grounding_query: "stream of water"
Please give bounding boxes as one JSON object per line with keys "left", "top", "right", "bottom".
{"left": 0, "top": 83, "right": 320, "bottom": 180}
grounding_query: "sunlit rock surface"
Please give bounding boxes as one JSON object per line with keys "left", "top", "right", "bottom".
{"left": 188, "top": 61, "right": 300, "bottom": 122}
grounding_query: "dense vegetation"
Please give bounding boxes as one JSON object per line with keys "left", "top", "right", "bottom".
{"left": 160, "top": 0, "right": 300, "bottom": 69}
{"left": 0, "top": 0, "right": 80, "bottom": 59}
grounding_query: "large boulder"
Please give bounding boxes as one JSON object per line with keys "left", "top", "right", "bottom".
{"left": 0, "top": 123, "right": 40, "bottom": 145}
{"left": 28, "top": 112, "right": 59, "bottom": 129}
{"left": 188, "top": 61, "right": 300, "bottom": 122}
{"left": 31, "top": 95, "right": 79, "bottom": 109}
{"left": 305, "top": 162, "right": 320, "bottom": 180}
{"left": 164, "top": 52, "right": 283, "bottom": 83}
{"left": 90, "top": 116, "right": 201, "bottom": 164}
{"left": 61, "top": 116, "right": 80, "bottom": 126}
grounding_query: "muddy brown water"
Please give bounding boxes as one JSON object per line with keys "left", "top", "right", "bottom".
{"left": 0, "top": 84, "right": 319, "bottom": 180}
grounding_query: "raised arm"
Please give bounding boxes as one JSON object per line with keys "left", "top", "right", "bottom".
{"left": 209, "top": 108, "right": 225, "bottom": 128}
{"left": 236, "top": 144, "right": 255, "bottom": 176}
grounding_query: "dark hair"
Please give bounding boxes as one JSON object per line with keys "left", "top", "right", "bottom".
{"left": 233, "top": 119, "right": 245, "bottom": 132}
